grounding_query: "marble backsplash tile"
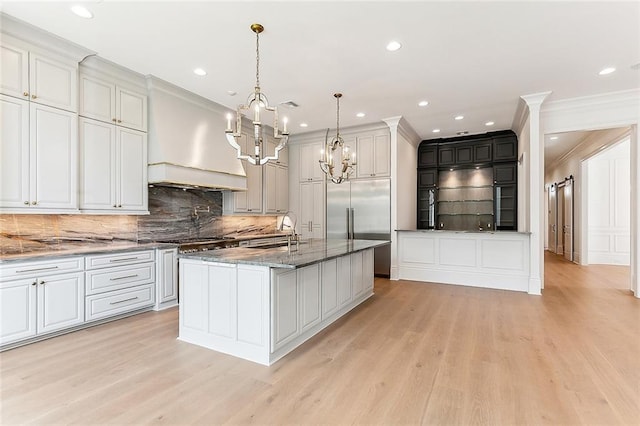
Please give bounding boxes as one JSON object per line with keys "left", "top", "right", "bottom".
{"left": 1, "top": 186, "right": 280, "bottom": 253}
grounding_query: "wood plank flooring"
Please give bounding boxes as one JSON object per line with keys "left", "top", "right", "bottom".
{"left": 1, "top": 252, "right": 637, "bottom": 425}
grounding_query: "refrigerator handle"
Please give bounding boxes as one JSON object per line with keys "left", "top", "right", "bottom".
{"left": 350, "top": 208, "right": 355, "bottom": 240}
{"left": 346, "top": 208, "right": 351, "bottom": 240}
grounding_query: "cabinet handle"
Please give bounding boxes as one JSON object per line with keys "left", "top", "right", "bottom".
{"left": 113, "top": 205, "right": 117, "bottom": 208}
{"left": 31, "top": 281, "right": 37, "bottom": 286}
{"left": 24, "top": 201, "right": 29, "bottom": 205}
{"left": 40, "top": 280, "right": 45, "bottom": 285}
{"left": 112, "top": 118, "right": 117, "bottom": 122}
{"left": 117, "top": 119, "right": 122, "bottom": 123}
{"left": 109, "top": 257, "right": 140, "bottom": 263}
{"left": 110, "top": 296, "right": 138, "bottom": 305}
{"left": 110, "top": 274, "right": 139, "bottom": 281}
{"left": 16, "top": 266, "right": 59, "bottom": 273}
{"left": 23, "top": 92, "right": 29, "bottom": 97}
{"left": 31, "top": 95, "right": 37, "bottom": 99}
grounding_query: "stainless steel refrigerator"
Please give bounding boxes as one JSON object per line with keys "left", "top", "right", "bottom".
{"left": 326, "top": 178, "right": 391, "bottom": 276}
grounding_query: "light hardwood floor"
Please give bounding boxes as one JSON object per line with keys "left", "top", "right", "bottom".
{"left": 1, "top": 252, "right": 637, "bottom": 425}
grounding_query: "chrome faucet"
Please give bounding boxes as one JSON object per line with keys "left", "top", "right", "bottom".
{"left": 278, "top": 211, "right": 299, "bottom": 251}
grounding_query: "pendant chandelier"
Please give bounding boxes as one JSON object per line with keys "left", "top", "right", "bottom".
{"left": 225, "top": 23, "right": 289, "bottom": 165}
{"left": 319, "top": 93, "right": 356, "bottom": 184}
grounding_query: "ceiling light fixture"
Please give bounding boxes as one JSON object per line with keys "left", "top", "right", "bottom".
{"left": 550, "top": 136, "right": 559, "bottom": 140}
{"left": 300, "top": 123, "right": 308, "bottom": 128}
{"left": 71, "top": 5, "right": 93, "bottom": 19}
{"left": 319, "top": 93, "right": 356, "bottom": 184}
{"left": 356, "top": 112, "right": 365, "bottom": 118}
{"left": 454, "top": 115, "right": 464, "bottom": 120}
{"left": 224, "top": 23, "right": 288, "bottom": 165}
{"left": 386, "top": 41, "right": 402, "bottom": 52}
{"left": 193, "top": 68, "right": 207, "bottom": 76}
{"left": 599, "top": 67, "right": 616, "bottom": 75}
{"left": 432, "top": 129, "right": 441, "bottom": 133}
{"left": 485, "top": 121, "right": 494, "bottom": 126}
{"left": 418, "top": 100, "right": 429, "bottom": 107}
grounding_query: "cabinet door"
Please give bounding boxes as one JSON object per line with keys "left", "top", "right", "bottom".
{"left": 271, "top": 269, "right": 298, "bottom": 351}
{"left": 299, "top": 182, "right": 314, "bottom": 239}
{"left": 438, "top": 146, "right": 455, "bottom": 166}
{"left": 276, "top": 165, "right": 288, "bottom": 213}
{"left": 30, "top": 53, "right": 77, "bottom": 112}
{"left": 157, "top": 248, "right": 178, "bottom": 306}
{"left": 300, "top": 143, "right": 323, "bottom": 182}
{"left": 474, "top": 142, "right": 492, "bottom": 163}
{"left": 264, "top": 163, "right": 277, "bottom": 214}
{"left": 321, "top": 259, "right": 339, "bottom": 319}
{"left": 80, "top": 118, "right": 117, "bottom": 210}
{"left": 351, "top": 251, "right": 364, "bottom": 299}
{"left": 0, "top": 278, "right": 37, "bottom": 345}
{"left": 373, "top": 133, "right": 391, "bottom": 177}
{"left": 495, "top": 184, "right": 517, "bottom": 230}
{"left": 494, "top": 163, "right": 517, "bottom": 184}
{"left": 246, "top": 161, "right": 263, "bottom": 212}
{"left": 0, "top": 43, "right": 29, "bottom": 100}
{"left": 37, "top": 272, "right": 84, "bottom": 335}
{"left": 31, "top": 103, "right": 78, "bottom": 209}
{"left": 493, "top": 135, "right": 518, "bottom": 162}
{"left": 418, "top": 145, "right": 437, "bottom": 168}
{"left": 117, "top": 87, "right": 147, "bottom": 132}
{"left": 336, "top": 255, "right": 352, "bottom": 307}
{"left": 208, "top": 263, "right": 237, "bottom": 339}
{"left": 0, "top": 95, "right": 30, "bottom": 208}
{"left": 180, "top": 262, "right": 209, "bottom": 333}
{"left": 299, "top": 264, "right": 321, "bottom": 332}
{"left": 356, "top": 135, "right": 375, "bottom": 178}
{"left": 118, "top": 127, "right": 148, "bottom": 211}
{"left": 79, "top": 74, "right": 116, "bottom": 124}
{"left": 418, "top": 169, "right": 438, "bottom": 187}
{"left": 363, "top": 249, "right": 374, "bottom": 294}
{"left": 455, "top": 145, "right": 473, "bottom": 164}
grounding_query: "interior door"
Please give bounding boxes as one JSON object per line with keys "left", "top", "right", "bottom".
{"left": 563, "top": 179, "right": 574, "bottom": 262}
{"left": 556, "top": 188, "right": 565, "bottom": 255}
{"left": 548, "top": 185, "right": 557, "bottom": 253}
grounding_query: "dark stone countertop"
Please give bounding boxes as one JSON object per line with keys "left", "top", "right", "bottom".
{"left": 179, "top": 239, "right": 390, "bottom": 269}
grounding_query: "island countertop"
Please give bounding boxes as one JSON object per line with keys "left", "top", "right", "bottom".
{"left": 178, "top": 238, "right": 390, "bottom": 269}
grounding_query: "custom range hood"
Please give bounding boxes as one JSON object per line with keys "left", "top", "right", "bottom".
{"left": 146, "top": 76, "right": 247, "bottom": 191}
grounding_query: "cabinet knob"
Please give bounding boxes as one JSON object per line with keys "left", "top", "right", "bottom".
{"left": 31, "top": 201, "right": 37, "bottom": 205}
{"left": 113, "top": 205, "right": 117, "bottom": 208}
{"left": 118, "top": 204, "right": 122, "bottom": 208}
{"left": 112, "top": 118, "right": 117, "bottom": 122}
{"left": 23, "top": 92, "right": 29, "bottom": 97}
{"left": 24, "top": 201, "right": 29, "bottom": 205}
{"left": 31, "top": 95, "right": 37, "bottom": 99}
{"left": 117, "top": 119, "right": 122, "bottom": 123}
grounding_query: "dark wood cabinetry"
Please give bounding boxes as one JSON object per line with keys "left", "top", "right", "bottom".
{"left": 416, "top": 130, "right": 518, "bottom": 231}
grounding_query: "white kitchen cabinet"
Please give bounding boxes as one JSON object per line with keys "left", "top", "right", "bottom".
{"left": 80, "top": 117, "right": 148, "bottom": 213}
{"left": 0, "top": 257, "right": 85, "bottom": 346}
{"left": 79, "top": 73, "right": 147, "bottom": 132}
{"left": 155, "top": 248, "right": 178, "bottom": 311}
{"left": 337, "top": 255, "right": 352, "bottom": 308}
{"left": 321, "top": 259, "right": 339, "bottom": 320}
{"left": 264, "top": 163, "right": 289, "bottom": 214}
{"left": 356, "top": 133, "right": 390, "bottom": 179}
{"left": 351, "top": 250, "right": 365, "bottom": 299}
{"left": 208, "top": 263, "right": 237, "bottom": 339}
{"left": 1, "top": 42, "right": 77, "bottom": 112}
{"left": 363, "top": 248, "right": 374, "bottom": 294}
{"left": 299, "top": 264, "right": 321, "bottom": 332}
{"left": 1, "top": 98, "right": 78, "bottom": 211}
{"left": 265, "top": 136, "right": 288, "bottom": 166}
{"left": 299, "top": 181, "right": 324, "bottom": 239}
{"left": 299, "top": 142, "right": 325, "bottom": 182}
{"left": 272, "top": 269, "right": 298, "bottom": 351}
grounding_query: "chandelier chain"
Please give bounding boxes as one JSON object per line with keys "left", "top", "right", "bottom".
{"left": 336, "top": 95, "right": 340, "bottom": 138}
{"left": 255, "top": 30, "right": 260, "bottom": 88}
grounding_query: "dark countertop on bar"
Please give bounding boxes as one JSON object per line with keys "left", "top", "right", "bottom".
{"left": 179, "top": 239, "right": 390, "bottom": 269}
{"left": 0, "top": 241, "right": 179, "bottom": 264}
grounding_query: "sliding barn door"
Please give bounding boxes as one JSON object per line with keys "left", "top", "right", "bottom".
{"left": 563, "top": 179, "right": 574, "bottom": 262}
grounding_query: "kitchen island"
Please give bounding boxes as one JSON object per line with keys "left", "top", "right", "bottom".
{"left": 178, "top": 239, "right": 388, "bottom": 365}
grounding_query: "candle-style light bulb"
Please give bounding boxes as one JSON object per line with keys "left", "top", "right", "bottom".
{"left": 283, "top": 117, "right": 288, "bottom": 134}
{"left": 254, "top": 104, "right": 260, "bottom": 122}
{"left": 226, "top": 113, "right": 232, "bottom": 132}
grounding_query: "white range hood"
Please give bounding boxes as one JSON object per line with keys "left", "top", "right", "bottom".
{"left": 146, "top": 76, "right": 247, "bottom": 191}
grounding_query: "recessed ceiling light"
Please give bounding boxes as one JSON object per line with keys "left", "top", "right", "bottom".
{"left": 386, "top": 41, "right": 402, "bottom": 52}
{"left": 599, "top": 67, "right": 616, "bottom": 75}
{"left": 454, "top": 115, "right": 464, "bottom": 121}
{"left": 550, "top": 136, "right": 559, "bottom": 140}
{"left": 356, "top": 112, "right": 365, "bottom": 118}
{"left": 193, "top": 68, "right": 207, "bottom": 76}
{"left": 485, "top": 121, "right": 494, "bottom": 126}
{"left": 432, "top": 129, "right": 441, "bottom": 133}
{"left": 227, "top": 90, "right": 237, "bottom": 96}
{"left": 299, "top": 123, "right": 308, "bottom": 128}
{"left": 456, "top": 131, "right": 468, "bottom": 135}
{"left": 71, "top": 5, "right": 93, "bottom": 19}
{"left": 418, "top": 100, "right": 429, "bottom": 107}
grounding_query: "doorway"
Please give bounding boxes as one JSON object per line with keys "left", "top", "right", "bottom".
{"left": 547, "top": 176, "right": 574, "bottom": 262}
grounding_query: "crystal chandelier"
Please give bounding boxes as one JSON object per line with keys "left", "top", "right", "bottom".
{"left": 319, "top": 93, "right": 356, "bottom": 184}
{"left": 225, "top": 23, "right": 289, "bottom": 165}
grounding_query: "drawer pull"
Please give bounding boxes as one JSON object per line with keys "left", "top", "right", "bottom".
{"left": 109, "top": 257, "right": 141, "bottom": 263}
{"left": 109, "top": 274, "right": 139, "bottom": 281}
{"left": 16, "top": 266, "right": 59, "bottom": 273}
{"left": 110, "top": 296, "right": 139, "bottom": 305}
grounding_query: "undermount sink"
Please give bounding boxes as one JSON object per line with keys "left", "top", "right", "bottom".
{"left": 246, "top": 242, "right": 290, "bottom": 249}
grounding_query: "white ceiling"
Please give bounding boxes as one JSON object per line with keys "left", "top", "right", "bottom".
{"left": 2, "top": 1, "right": 639, "bottom": 144}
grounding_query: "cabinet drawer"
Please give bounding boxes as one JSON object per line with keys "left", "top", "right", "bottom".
{"left": 0, "top": 257, "right": 83, "bottom": 280}
{"left": 85, "top": 262, "right": 154, "bottom": 295}
{"left": 85, "top": 250, "right": 154, "bottom": 270}
{"left": 85, "top": 284, "right": 154, "bottom": 321}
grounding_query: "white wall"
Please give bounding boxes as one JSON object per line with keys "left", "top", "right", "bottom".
{"left": 587, "top": 138, "right": 631, "bottom": 265}
{"left": 517, "top": 116, "right": 531, "bottom": 232}
{"left": 544, "top": 128, "right": 629, "bottom": 264}
{"left": 396, "top": 131, "right": 417, "bottom": 230}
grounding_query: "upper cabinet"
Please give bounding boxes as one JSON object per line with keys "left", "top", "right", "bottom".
{"left": 356, "top": 132, "right": 390, "bottom": 178}
{"left": 79, "top": 73, "right": 147, "bottom": 132}
{"left": 1, "top": 42, "right": 78, "bottom": 112}
{"left": 299, "top": 142, "right": 324, "bottom": 182}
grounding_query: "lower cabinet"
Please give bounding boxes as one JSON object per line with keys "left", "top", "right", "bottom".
{"left": 154, "top": 248, "right": 178, "bottom": 311}
{"left": 0, "top": 258, "right": 85, "bottom": 346}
